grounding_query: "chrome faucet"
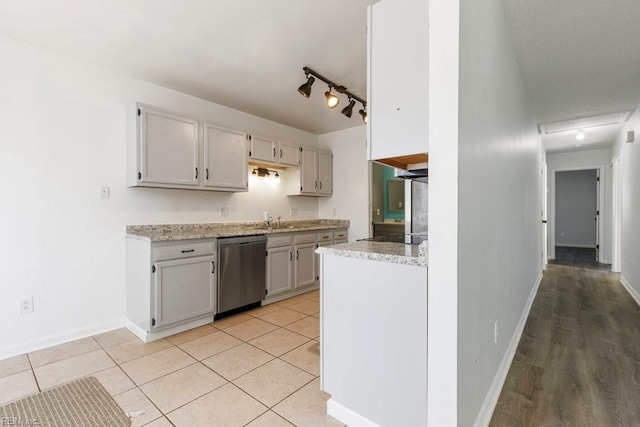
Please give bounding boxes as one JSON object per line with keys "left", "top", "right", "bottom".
{"left": 277, "top": 216, "right": 282, "bottom": 227}
{"left": 265, "top": 215, "right": 273, "bottom": 227}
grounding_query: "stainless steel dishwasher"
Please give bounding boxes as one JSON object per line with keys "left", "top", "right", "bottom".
{"left": 216, "top": 234, "right": 267, "bottom": 317}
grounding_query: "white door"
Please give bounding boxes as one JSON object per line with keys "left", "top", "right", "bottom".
{"left": 278, "top": 141, "right": 300, "bottom": 166}
{"left": 267, "top": 246, "right": 293, "bottom": 297}
{"left": 300, "top": 148, "right": 318, "bottom": 195}
{"left": 318, "top": 150, "right": 333, "bottom": 195}
{"left": 595, "top": 169, "right": 601, "bottom": 262}
{"left": 139, "top": 107, "right": 199, "bottom": 186}
{"left": 203, "top": 124, "right": 248, "bottom": 190}
{"left": 250, "top": 135, "right": 276, "bottom": 163}
{"left": 153, "top": 256, "right": 215, "bottom": 330}
{"left": 542, "top": 161, "right": 548, "bottom": 268}
{"left": 295, "top": 243, "right": 316, "bottom": 289}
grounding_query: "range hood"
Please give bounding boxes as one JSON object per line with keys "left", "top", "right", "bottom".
{"left": 395, "top": 168, "right": 428, "bottom": 180}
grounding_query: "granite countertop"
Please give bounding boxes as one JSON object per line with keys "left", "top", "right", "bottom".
{"left": 126, "top": 219, "right": 350, "bottom": 242}
{"left": 316, "top": 240, "right": 428, "bottom": 267}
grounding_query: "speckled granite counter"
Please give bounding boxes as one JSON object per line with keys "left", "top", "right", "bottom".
{"left": 316, "top": 240, "right": 428, "bottom": 267}
{"left": 126, "top": 219, "right": 350, "bottom": 242}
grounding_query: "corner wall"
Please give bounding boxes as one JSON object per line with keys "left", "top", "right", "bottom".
{"left": 457, "top": 0, "right": 542, "bottom": 424}
{"left": 317, "top": 126, "right": 369, "bottom": 241}
{"left": 0, "top": 36, "right": 319, "bottom": 358}
{"left": 610, "top": 107, "right": 640, "bottom": 299}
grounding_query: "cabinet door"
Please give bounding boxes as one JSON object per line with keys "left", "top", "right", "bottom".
{"left": 295, "top": 242, "right": 316, "bottom": 289}
{"left": 138, "top": 107, "right": 199, "bottom": 186}
{"left": 250, "top": 135, "right": 276, "bottom": 163}
{"left": 368, "top": 0, "right": 429, "bottom": 160}
{"left": 279, "top": 141, "right": 300, "bottom": 166}
{"left": 153, "top": 256, "right": 215, "bottom": 330}
{"left": 203, "top": 124, "right": 248, "bottom": 190}
{"left": 300, "top": 147, "right": 318, "bottom": 195}
{"left": 316, "top": 241, "right": 333, "bottom": 283}
{"left": 318, "top": 150, "right": 333, "bottom": 195}
{"left": 267, "top": 246, "right": 293, "bottom": 297}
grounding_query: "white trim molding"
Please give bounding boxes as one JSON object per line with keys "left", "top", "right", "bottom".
{"left": 474, "top": 271, "right": 544, "bottom": 427}
{"left": 327, "top": 399, "right": 381, "bottom": 427}
{"left": 620, "top": 276, "right": 640, "bottom": 307}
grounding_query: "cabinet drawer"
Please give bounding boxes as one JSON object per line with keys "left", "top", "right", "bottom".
{"left": 334, "top": 239, "right": 348, "bottom": 245}
{"left": 333, "top": 230, "right": 348, "bottom": 240}
{"left": 154, "top": 242, "right": 215, "bottom": 261}
{"left": 317, "top": 231, "right": 333, "bottom": 242}
{"left": 267, "top": 235, "right": 293, "bottom": 248}
{"left": 295, "top": 233, "right": 317, "bottom": 244}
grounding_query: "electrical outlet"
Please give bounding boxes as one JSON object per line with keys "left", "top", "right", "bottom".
{"left": 376, "top": 208, "right": 380, "bottom": 215}
{"left": 20, "top": 297, "right": 34, "bottom": 314}
{"left": 219, "top": 206, "right": 229, "bottom": 217}
{"left": 290, "top": 207, "right": 298, "bottom": 217}
{"left": 494, "top": 320, "right": 499, "bottom": 344}
{"left": 99, "top": 186, "right": 110, "bottom": 199}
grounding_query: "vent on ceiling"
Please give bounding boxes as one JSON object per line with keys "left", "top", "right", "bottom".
{"left": 538, "top": 111, "right": 632, "bottom": 135}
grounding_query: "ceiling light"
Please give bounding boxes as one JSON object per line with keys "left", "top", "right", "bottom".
{"left": 325, "top": 87, "right": 340, "bottom": 109}
{"left": 359, "top": 107, "right": 367, "bottom": 124}
{"left": 576, "top": 130, "right": 585, "bottom": 141}
{"left": 297, "top": 75, "right": 315, "bottom": 98}
{"left": 251, "top": 167, "right": 281, "bottom": 185}
{"left": 538, "top": 111, "right": 632, "bottom": 135}
{"left": 341, "top": 98, "right": 355, "bottom": 117}
{"left": 297, "top": 66, "right": 366, "bottom": 122}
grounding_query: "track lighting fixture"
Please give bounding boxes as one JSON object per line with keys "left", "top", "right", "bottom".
{"left": 297, "top": 66, "right": 367, "bottom": 123}
{"left": 325, "top": 87, "right": 340, "bottom": 109}
{"left": 341, "top": 97, "right": 356, "bottom": 118}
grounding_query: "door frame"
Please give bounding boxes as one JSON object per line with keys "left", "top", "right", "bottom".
{"left": 612, "top": 154, "right": 623, "bottom": 272}
{"left": 548, "top": 165, "right": 606, "bottom": 261}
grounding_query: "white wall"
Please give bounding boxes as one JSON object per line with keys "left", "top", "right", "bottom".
{"left": 555, "top": 170, "right": 598, "bottom": 247}
{"left": 610, "top": 107, "right": 640, "bottom": 299}
{"left": 0, "top": 36, "right": 321, "bottom": 358}
{"left": 457, "top": 0, "right": 542, "bottom": 425}
{"left": 318, "top": 126, "right": 369, "bottom": 242}
{"left": 546, "top": 148, "right": 612, "bottom": 262}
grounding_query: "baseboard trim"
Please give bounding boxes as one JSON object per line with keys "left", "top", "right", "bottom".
{"left": 0, "top": 320, "right": 125, "bottom": 361}
{"left": 125, "top": 317, "right": 213, "bottom": 343}
{"left": 473, "top": 271, "right": 543, "bottom": 427}
{"left": 556, "top": 244, "right": 597, "bottom": 249}
{"left": 620, "top": 276, "right": 640, "bottom": 307}
{"left": 327, "top": 399, "right": 380, "bottom": 427}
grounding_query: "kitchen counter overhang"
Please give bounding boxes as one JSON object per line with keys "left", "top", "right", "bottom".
{"left": 316, "top": 240, "right": 427, "bottom": 267}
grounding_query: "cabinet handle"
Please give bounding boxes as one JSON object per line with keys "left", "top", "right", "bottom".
{"left": 296, "top": 249, "right": 299, "bottom": 260}
{"left": 195, "top": 167, "right": 198, "bottom": 179}
{"left": 280, "top": 149, "right": 283, "bottom": 158}
{"left": 314, "top": 181, "right": 317, "bottom": 189}
{"left": 181, "top": 249, "right": 195, "bottom": 253}
{"left": 206, "top": 168, "right": 209, "bottom": 180}
{"left": 273, "top": 147, "right": 276, "bottom": 158}
{"left": 319, "top": 181, "right": 322, "bottom": 190}
{"left": 289, "top": 251, "right": 292, "bottom": 261}
{"left": 212, "top": 261, "right": 215, "bottom": 274}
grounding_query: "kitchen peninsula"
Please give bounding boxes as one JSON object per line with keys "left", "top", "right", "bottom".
{"left": 317, "top": 240, "right": 428, "bottom": 427}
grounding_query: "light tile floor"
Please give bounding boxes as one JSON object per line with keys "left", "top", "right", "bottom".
{"left": 0, "top": 289, "right": 344, "bottom": 427}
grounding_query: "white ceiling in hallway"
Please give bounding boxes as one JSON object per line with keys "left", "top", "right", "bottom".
{"left": 0, "top": 0, "right": 376, "bottom": 135}
{"left": 502, "top": 0, "right": 640, "bottom": 152}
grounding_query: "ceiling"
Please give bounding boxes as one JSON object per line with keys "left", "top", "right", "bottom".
{"left": 0, "top": 0, "right": 376, "bottom": 135}
{"left": 502, "top": 0, "right": 640, "bottom": 153}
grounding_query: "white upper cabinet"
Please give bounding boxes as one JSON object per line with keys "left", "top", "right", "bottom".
{"left": 250, "top": 135, "right": 276, "bottom": 163}
{"left": 278, "top": 141, "right": 300, "bottom": 166}
{"left": 138, "top": 106, "right": 199, "bottom": 186}
{"left": 203, "top": 124, "right": 248, "bottom": 191}
{"left": 300, "top": 147, "right": 318, "bottom": 195}
{"left": 318, "top": 150, "right": 333, "bottom": 195}
{"left": 367, "top": 0, "right": 429, "bottom": 160}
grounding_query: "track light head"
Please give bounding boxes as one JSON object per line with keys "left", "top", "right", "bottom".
{"left": 325, "top": 87, "right": 340, "bottom": 109}
{"left": 341, "top": 98, "right": 356, "bottom": 118}
{"left": 297, "top": 75, "right": 315, "bottom": 98}
{"left": 359, "top": 108, "right": 367, "bottom": 124}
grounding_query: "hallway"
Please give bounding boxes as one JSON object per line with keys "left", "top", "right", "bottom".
{"left": 490, "top": 265, "right": 640, "bottom": 426}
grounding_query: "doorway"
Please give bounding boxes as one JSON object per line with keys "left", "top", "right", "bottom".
{"left": 552, "top": 168, "right": 600, "bottom": 265}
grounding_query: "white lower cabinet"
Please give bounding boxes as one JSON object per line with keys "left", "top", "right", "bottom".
{"left": 153, "top": 255, "right": 215, "bottom": 330}
{"left": 126, "top": 238, "right": 216, "bottom": 341}
{"left": 294, "top": 238, "right": 317, "bottom": 289}
{"left": 267, "top": 245, "right": 293, "bottom": 297}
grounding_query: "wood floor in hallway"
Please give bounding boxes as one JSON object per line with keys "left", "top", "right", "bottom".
{"left": 490, "top": 265, "right": 640, "bottom": 426}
